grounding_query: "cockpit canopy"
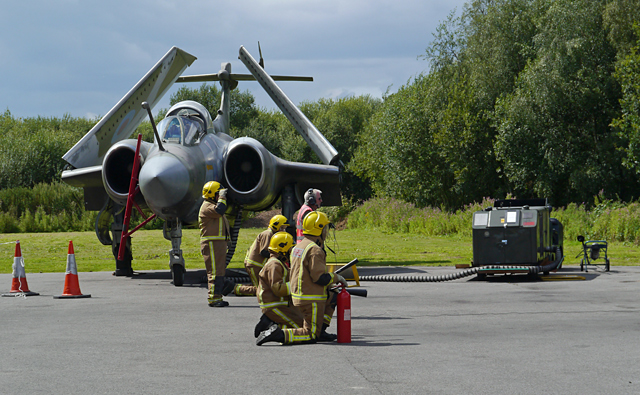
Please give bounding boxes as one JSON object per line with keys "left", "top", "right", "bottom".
{"left": 166, "top": 100, "right": 214, "bottom": 131}
{"left": 156, "top": 115, "right": 205, "bottom": 146}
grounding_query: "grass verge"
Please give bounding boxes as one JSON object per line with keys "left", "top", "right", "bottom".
{"left": 1, "top": 228, "right": 637, "bottom": 274}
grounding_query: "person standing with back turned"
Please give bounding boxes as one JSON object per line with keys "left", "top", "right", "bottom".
{"left": 296, "top": 188, "right": 322, "bottom": 243}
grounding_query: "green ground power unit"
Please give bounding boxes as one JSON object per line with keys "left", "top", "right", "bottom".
{"left": 472, "top": 199, "right": 563, "bottom": 267}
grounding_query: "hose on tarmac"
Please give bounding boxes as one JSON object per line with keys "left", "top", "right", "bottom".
{"left": 359, "top": 246, "right": 564, "bottom": 282}
{"left": 226, "top": 247, "right": 564, "bottom": 283}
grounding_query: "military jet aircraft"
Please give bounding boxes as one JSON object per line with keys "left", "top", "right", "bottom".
{"left": 61, "top": 45, "right": 341, "bottom": 286}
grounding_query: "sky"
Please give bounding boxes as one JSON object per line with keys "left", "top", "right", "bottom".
{"left": 0, "top": 0, "right": 468, "bottom": 119}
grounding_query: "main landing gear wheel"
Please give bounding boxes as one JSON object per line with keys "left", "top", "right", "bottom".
{"left": 172, "top": 265, "right": 185, "bottom": 286}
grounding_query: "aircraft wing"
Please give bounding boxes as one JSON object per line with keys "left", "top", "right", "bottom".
{"left": 278, "top": 160, "right": 341, "bottom": 207}
{"left": 238, "top": 46, "right": 340, "bottom": 167}
{"left": 62, "top": 47, "right": 197, "bottom": 169}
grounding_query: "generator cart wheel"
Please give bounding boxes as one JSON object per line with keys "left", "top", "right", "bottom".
{"left": 605, "top": 259, "right": 610, "bottom": 272}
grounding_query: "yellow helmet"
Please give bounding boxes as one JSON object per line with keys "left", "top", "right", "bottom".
{"left": 268, "top": 231, "right": 294, "bottom": 254}
{"left": 202, "top": 181, "right": 221, "bottom": 199}
{"left": 269, "top": 214, "right": 290, "bottom": 232}
{"left": 302, "top": 211, "right": 330, "bottom": 236}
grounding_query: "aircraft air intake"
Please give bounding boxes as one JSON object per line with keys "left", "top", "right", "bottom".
{"left": 102, "top": 140, "right": 152, "bottom": 206}
{"left": 223, "top": 137, "right": 283, "bottom": 209}
{"left": 225, "top": 144, "right": 263, "bottom": 193}
{"left": 103, "top": 148, "right": 135, "bottom": 195}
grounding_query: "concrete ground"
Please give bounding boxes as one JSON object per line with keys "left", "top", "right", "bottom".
{"left": 1, "top": 265, "right": 639, "bottom": 394}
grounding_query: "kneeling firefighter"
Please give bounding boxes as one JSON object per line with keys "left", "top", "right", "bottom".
{"left": 257, "top": 211, "right": 347, "bottom": 345}
{"left": 199, "top": 181, "right": 233, "bottom": 307}
{"left": 233, "top": 215, "right": 290, "bottom": 297}
{"left": 253, "top": 231, "right": 304, "bottom": 338}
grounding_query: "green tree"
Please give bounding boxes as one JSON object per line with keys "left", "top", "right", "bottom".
{"left": 353, "top": 75, "right": 457, "bottom": 208}
{"left": 603, "top": 0, "right": 640, "bottom": 56}
{"left": 232, "top": 109, "right": 297, "bottom": 160}
{"left": 0, "top": 111, "right": 96, "bottom": 189}
{"left": 494, "top": 0, "right": 635, "bottom": 205}
{"left": 613, "top": 25, "right": 640, "bottom": 173}
{"left": 355, "top": 0, "right": 542, "bottom": 208}
{"left": 306, "top": 96, "right": 381, "bottom": 201}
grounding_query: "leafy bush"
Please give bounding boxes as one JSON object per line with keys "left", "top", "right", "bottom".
{"left": 348, "top": 196, "right": 640, "bottom": 244}
{"left": 348, "top": 197, "right": 495, "bottom": 236}
{"left": 321, "top": 197, "right": 360, "bottom": 224}
{"left": 0, "top": 111, "right": 96, "bottom": 189}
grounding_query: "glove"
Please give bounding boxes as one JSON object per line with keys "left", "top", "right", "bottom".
{"left": 218, "top": 188, "right": 227, "bottom": 200}
{"left": 334, "top": 273, "right": 348, "bottom": 288}
{"left": 260, "top": 248, "right": 270, "bottom": 259}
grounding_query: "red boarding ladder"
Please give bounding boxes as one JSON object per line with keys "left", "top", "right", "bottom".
{"left": 117, "top": 134, "right": 157, "bottom": 261}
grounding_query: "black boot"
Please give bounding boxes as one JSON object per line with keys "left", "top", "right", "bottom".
{"left": 256, "top": 324, "right": 284, "bottom": 346}
{"left": 318, "top": 323, "right": 337, "bottom": 342}
{"left": 222, "top": 279, "right": 235, "bottom": 296}
{"left": 209, "top": 299, "right": 229, "bottom": 307}
{"left": 209, "top": 277, "right": 229, "bottom": 307}
{"left": 254, "top": 314, "right": 275, "bottom": 338}
{"left": 213, "top": 276, "right": 224, "bottom": 295}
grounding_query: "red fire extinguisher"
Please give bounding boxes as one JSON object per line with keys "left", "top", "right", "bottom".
{"left": 337, "top": 287, "right": 351, "bottom": 343}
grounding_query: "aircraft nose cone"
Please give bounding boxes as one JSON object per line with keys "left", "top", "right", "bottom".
{"left": 139, "top": 154, "right": 190, "bottom": 208}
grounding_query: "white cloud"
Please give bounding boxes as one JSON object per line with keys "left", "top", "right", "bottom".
{"left": 0, "top": 0, "right": 467, "bottom": 118}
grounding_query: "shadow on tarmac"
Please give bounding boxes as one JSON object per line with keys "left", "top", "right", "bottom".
{"left": 123, "top": 269, "right": 208, "bottom": 287}
{"left": 119, "top": 265, "right": 613, "bottom": 288}
{"left": 470, "top": 266, "right": 605, "bottom": 283}
{"left": 343, "top": 337, "right": 420, "bottom": 347}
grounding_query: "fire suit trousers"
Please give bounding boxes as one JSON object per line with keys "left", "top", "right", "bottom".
{"left": 263, "top": 304, "right": 304, "bottom": 330}
{"left": 234, "top": 263, "right": 259, "bottom": 296}
{"left": 283, "top": 298, "right": 335, "bottom": 344}
{"left": 201, "top": 240, "right": 227, "bottom": 301}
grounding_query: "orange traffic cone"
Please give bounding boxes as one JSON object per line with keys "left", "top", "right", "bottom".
{"left": 54, "top": 241, "right": 91, "bottom": 299}
{"left": 2, "top": 240, "right": 39, "bottom": 297}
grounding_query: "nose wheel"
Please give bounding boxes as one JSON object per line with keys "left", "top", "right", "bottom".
{"left": 172, "top": 264, "right": 185, "bottom": 286}
{"left": 164, "top": 219, "right": 186, "bottom": 287}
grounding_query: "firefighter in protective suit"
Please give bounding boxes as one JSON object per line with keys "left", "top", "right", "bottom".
{"left": 252, "top": 231, "right": 304, "bottom": 337}
{"left": 295, "top": 188, "right": 322, "bottom": 242}
{"left": 257, "top": 211, "right": 347, "bottom": 345}
{"left": 233, "top": 215, "right": 290, "bottom": 297}
{"left": 199, "top": 181, "right": 233, "bottom": 307}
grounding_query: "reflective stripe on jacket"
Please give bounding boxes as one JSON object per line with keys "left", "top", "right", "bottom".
{"left": 257, "top": 256, "right": 290, "bottom": 309}
{"left": 245, "top": 228, "right": 274, "bottom": 267}
{"left": 199, "top": 199, "right": 229, "bottom": 242}
{"left": 290, "top": 237, "right": 334, "bottom": 302}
